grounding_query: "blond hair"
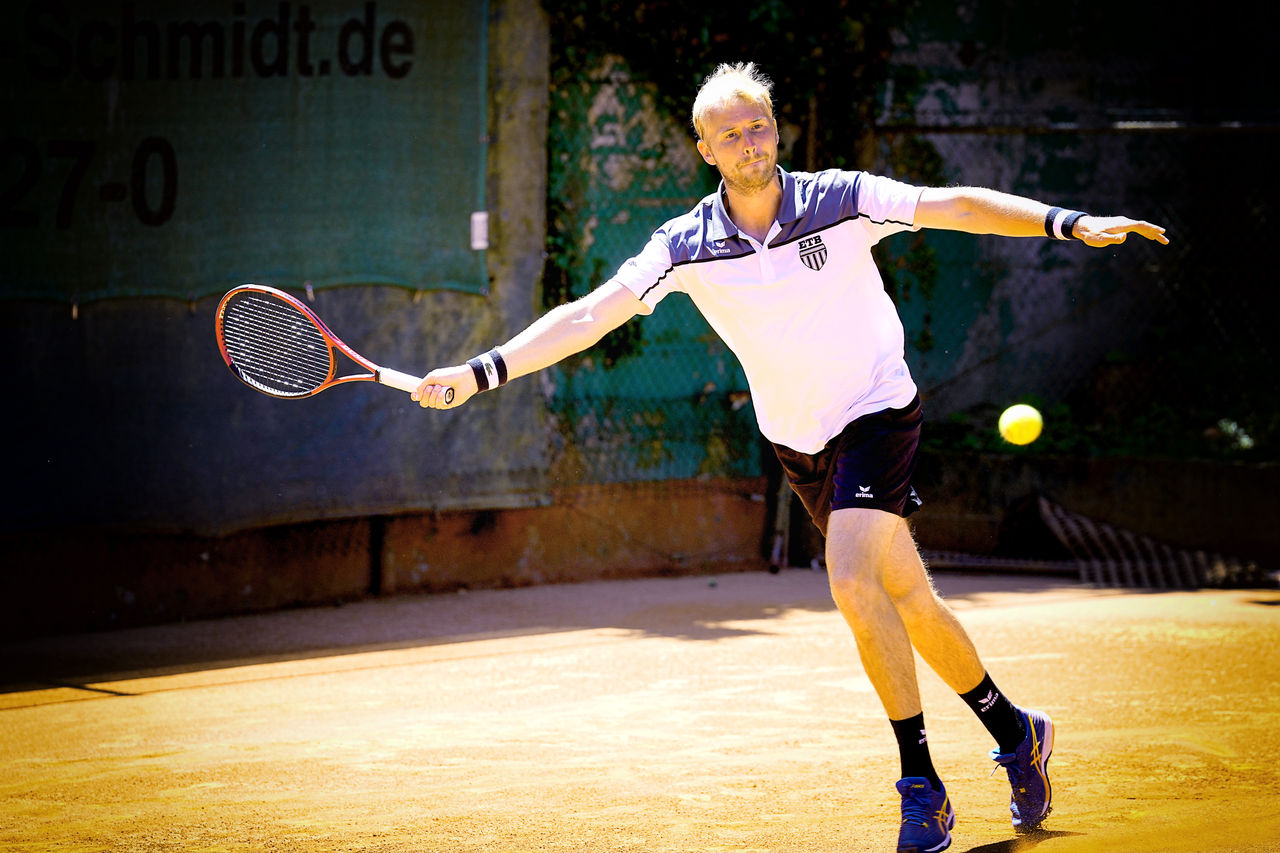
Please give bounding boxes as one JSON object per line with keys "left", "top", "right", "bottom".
{"left": 691, "top": 62, "right": 774, "bottom": 141}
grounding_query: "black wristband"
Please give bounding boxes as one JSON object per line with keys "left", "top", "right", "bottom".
{"left": 467, "top": 348, "right": 508, "bottom": 393}
{"left": 1061, "top": 210, "right": 1086, "bottom": 240}
{"left": 1043, "top": 207, "right": 1063, "bottom": 238}
{"left": 1045, "top": 206, "right": 1086, "bottom": 240}
{"left": 467, "top": 357, "right": 489, "bottom": 392}
{"left": 489, "top": 348, "right": 508, "bottom": 386}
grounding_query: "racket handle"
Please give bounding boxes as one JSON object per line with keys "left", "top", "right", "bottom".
{"left": 377, "top": 367, "right": 422, "bottom": 393}
{"left": 377, "top": 368, "right": 455, "bottom": 404}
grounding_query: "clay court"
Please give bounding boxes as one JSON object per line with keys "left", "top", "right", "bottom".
{"left": 3, "top": 570, "right": 1279, "bottom": 852}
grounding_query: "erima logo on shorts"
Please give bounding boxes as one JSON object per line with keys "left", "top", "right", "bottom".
{"left": 856, "top": 485, "right": 874, "bottom": 499}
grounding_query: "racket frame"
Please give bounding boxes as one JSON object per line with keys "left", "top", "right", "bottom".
{"left": 215, "top": 284, "right": 443, "bottom": 401}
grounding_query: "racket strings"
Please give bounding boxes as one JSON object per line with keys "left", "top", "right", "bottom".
{"left": 221, "top": 293, "right": 334, "bottom": 396}
{"left": 227, "top": 323, "right": 330, "bottom": 383}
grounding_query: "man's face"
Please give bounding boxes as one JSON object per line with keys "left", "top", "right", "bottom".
{"left": 696, "top": 98, "right": 779, "bottom": 195}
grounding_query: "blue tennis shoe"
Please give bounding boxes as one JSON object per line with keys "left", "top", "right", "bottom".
{"left": 990, "top": 707, "right": 1054, "bottom": 832}
{"left": 895, "top": 777, "right": 954, "bottom": 853}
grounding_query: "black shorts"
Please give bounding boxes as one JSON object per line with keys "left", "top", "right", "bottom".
{"left": 771, "top": 395, "right": 924, "bottom": 537}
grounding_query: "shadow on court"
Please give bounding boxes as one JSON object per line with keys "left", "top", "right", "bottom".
{"left": 0, "top": 571, "right": 1068, "bottom": 691}
{"left": 3, "top": 571, "right": 1278, "bottom": 852}
{"left": 960, "top": 828, "right": 1085, "bottom": 852}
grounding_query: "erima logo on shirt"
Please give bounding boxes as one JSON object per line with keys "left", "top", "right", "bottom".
{"left": 856, "top": 485, "right": 874, "bottom": 499}
{"left": 710, "top": 240, "right": 732, "bottom": 255}
{"left": 798, "top": 235, "right": 827, "bottom": 271}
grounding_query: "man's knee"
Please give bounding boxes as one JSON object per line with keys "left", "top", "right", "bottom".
{"left": 826, "top": 559, "right": 880, "bottom": 613}
{"left": 826, "top": 509, "right": 938, "bottom": 608}
{"left": 825, "top": 508, "right": 899, "bottom": 607}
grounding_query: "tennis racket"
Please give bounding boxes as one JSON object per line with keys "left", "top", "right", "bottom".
{"left": 215, "top": 284, "right": 452, "bottom": 403}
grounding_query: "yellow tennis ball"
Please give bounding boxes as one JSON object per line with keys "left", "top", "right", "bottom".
{"left": 999, "top": 404, "right": 1043, "bottom": 445}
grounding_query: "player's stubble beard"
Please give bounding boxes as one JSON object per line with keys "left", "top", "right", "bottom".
{"left": 720, "top": 148, "right": 779, "bottom": 196}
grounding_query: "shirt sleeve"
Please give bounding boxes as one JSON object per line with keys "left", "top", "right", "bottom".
{"left": 606, "top": 230, "right": 679, "bottom": 315}
{"left": 855, "top": 172, "right": 924, "bottom": 243}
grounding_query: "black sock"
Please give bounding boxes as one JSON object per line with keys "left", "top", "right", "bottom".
{"left": 959, "top": 672, "right": 1027, "bottom": 754}
{"left": 889, "top": 712, "right": 941, "bottom": 791}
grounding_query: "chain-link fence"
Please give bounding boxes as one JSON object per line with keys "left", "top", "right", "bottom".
{"left": 545, "top": 59, "right": 763, "bottom": 486}
{"left": 543, "top": 59, "right": 1279, "bottom": 494}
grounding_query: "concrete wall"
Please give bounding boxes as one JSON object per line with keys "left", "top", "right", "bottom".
{"left": 8, "top": 450, "right": 1273, "bottom": 639}
{"left": 3, "top": 478, "right": 769, "bottom": 638}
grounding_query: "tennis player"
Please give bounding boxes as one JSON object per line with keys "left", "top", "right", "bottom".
{"left": 414, "top": 62, "right": 1167, "bottom": 853}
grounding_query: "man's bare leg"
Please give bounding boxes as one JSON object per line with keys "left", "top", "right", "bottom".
{"left": 825, "top": 508, "right": 930, "bottom": 718}
{"left": 880, "top": 518, "right": 985, "bottom": 694}
{"left": 828, "top": 508, "right": 1054, "bottom": 835}
{"left": 826, "top": 508, "right": 959, "bottom": 850}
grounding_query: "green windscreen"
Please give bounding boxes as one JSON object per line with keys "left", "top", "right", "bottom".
{"left": 1, "top": 0, "right": 488, "bottom": 302}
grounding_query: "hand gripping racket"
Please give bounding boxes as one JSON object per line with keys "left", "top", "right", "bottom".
{"left": 215, "top": 284, "right": 453, "bottom": 403}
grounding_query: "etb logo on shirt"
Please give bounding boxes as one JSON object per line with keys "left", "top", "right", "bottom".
{"left": 798, "top": 235, "right": 827, "bottom": 271}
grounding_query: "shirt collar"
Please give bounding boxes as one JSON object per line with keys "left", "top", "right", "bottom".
{"left": 708, "top": 166, "right": 801, "bottom": 241}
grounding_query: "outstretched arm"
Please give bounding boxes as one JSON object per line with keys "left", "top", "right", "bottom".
{"left": 914, "top": 186, "right": 1169, "bottom": 247}
{"left": 412, "top": 281, "right": 645, "bottom": 409}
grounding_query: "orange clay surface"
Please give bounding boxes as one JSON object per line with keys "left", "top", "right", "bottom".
{"left": 3, "top": 571, "right": 1278, "bottom": 852}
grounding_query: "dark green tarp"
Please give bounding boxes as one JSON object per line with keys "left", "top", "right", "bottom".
{"left": 2, "top": 0, "right": 488, "bottom": 302}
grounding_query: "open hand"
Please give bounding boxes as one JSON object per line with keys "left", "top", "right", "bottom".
{"left": 1074, "top": 216, "right": 1169, "bottom": 247}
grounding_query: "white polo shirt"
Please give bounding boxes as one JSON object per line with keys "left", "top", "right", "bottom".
{"left": 609, "top": 167, "right": 923, "bottom": 454}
